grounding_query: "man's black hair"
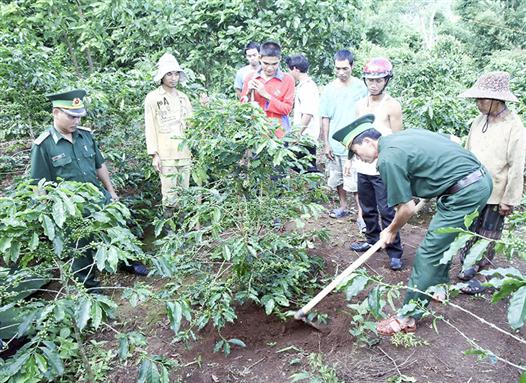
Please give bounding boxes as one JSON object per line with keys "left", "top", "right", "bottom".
{"left": 244, "top": 41, "right": 260, "bottom": 54}
{"left": 285, "top": 54, "right": 309, "bottom": 73}
{"left": 334, "top": 49, "right": 354, "bottom": 64}
{"left": 353, "top": 128, "right": 382, "bottom": 145}
{"left": 260, "top": 41, "right": 281, "bottom": 58}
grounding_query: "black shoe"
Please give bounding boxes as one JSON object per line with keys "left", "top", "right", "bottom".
{"left": 350, "top": 241, "right": 372, "bottom": 252}
{"left": 122, "top": 262, "right": 149, "bottom": 276}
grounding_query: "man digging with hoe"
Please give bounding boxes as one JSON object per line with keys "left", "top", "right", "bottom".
{"left": 332, "top": 115, "right": 492, "bottom": 335}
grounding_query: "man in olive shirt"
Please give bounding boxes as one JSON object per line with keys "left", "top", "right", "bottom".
{"left": 31, "top": 90, "right": 117, "bottom": 203}
{"left": 31, "top": 89, "right": 147, "bottom": 287}
{"left": 333, "top": 115, "right": 493, "bottom": 335}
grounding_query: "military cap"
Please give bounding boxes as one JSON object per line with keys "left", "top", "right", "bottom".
{"left": 47, "top": 89, "right": 87, "bottom": 117}
{"left": 332, "top": 114, "right": 375, "bottom": 148}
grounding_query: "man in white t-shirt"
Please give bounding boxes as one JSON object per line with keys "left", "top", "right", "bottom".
{"left": 234, "top": 42, "right": 261, "bottom": 98}
{"left": 286, "top": 54, "right": 320, "bottom": 171}
{"left": 346, "top": 57, "right": 404, "bottom": 270}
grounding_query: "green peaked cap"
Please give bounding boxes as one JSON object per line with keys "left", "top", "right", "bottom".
{"left": 47, "top": 89, "right": 87, "bottom": 117}
{"left": 332, "top": 114, "right": 375, "bottom": 148}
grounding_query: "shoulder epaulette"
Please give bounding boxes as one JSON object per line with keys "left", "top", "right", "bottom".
{"left": 34, "top": 131, "right": 51, "bottom": 145}
{"left": 77, "top": 126, "right": 92, "bottom": 132}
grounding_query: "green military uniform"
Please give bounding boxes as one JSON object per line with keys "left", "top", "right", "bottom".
{"left": 30, "top": 126, "right": 110, "bottom": 202}
{"left": 333, "top": 118, "right": 493, "bottom": 314}
{"left": 377, "top": 129, "right": 492, "bottom": 308}
{"left": 30, "top": 89, "right": 108, "bottom": 287}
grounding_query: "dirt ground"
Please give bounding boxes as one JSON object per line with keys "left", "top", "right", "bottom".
{"left": 105, "top": 202, "right": 526, "bottom": 383}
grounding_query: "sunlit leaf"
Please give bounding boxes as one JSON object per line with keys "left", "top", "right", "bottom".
{"left": 508, "top": 286, "right": 526, "bottom": 330}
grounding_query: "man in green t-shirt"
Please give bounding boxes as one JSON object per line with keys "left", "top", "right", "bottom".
{"left": 333, "top": 114, "right": 493, "bottom": 335}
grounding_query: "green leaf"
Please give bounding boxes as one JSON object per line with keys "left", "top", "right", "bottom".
{"left": 481, "top": 267, "right": 523, "bottom": 279}
{"left": 154, "top": 219, "right": 167, "bottom": 237}
{"left": 91, "top": 302, "right": 103, "bottom": 329}
{"left": 228, "top": 338, "right": 246, "bottom": 348}
{"left": 54, "top": 301, "right": 65, "bottom": 321}
{"left": 368, "top": 286, "right": 383, "bottom": 319}
{"left": 463, "top": 210, "right": 479, "bottom": 229}
{"left": 41, "top": 345, "right": 64, "bottom": 376}
{"left": 213, "top": 340, "right": 224, "bottom": 353}
{"left": 289, "top": 371, "right": 310, "bottom": 382}
{"left": 160, "top": 365, "right": 170, "bottom": 383}
{"left": 118, "top": 335, "right": 129, "bottom": 360}
{"left": 34, "top": 353, "right": 48, "bottom": 373}
{"left": 106, "top": 245, "right": 120, "bottom": 272}
{"left": 75, "top": 297, "right": 92, "bottom": 331}
{"left": 29, "top": 232, "right": 39, "bottom": 251}
{"left": 57, "top": 189, "right": 76, "bottom": 216}
{"left": 462, "top": 239, "right": 490, "bottom": 270}
{"left": 3, "top": 351, "right": 30, "bottom": 376}
{"left": 95, "top": 246, "right": 107, "bottom": 271}
{"left": 264, "top": 298, "right": 275, "bottom": 315}
{"left": 8, "top": 241, "right": 21, "bottom": 263}
{"left": 17, "top": 311, "right": 36, "bottom": 338}
{"left": 0, "top": 236, "right": 12, "bottom": 253}
{"left": 440, "top": 234, "right": 471, "bottom": 265}
{"left": 508, "top": 285, "right": 526, "bottom": 330}
{"left": 42, "top": 214, "right": 55, "bottom": 241}
{"left": 434, "top": 227, "right": 464, "bottom": 234}
{"left": 52, "top": 197, "right": 66, "bottom": 227}
{"left": 489, "top": 278, "right": 525, "bottom": 302}
{"left": 519, "top": 371, "right": 526, "bottom": 383}
{"left": 344, "top": 274, "right": 369, "bottom": 300}
{"left": 223, "top": 244, "right": 231, "bottom": 261}
{"left": 166, "top": 301, "right": 183, "bottom": 334}
{"left": 137, "top": 359, "right": 152, "bottom": 383}
{"left": 92, "top": 211, "right": 111, "bottom": 223}
{"left": 53, "top": 235, "right": 64, "bottom": 256}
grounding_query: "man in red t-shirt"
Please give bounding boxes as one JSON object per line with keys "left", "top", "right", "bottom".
{"left": 240, "top": 41, "right": 295, "bottom": 138}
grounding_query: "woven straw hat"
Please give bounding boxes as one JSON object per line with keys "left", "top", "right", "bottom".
{"left": 154, "top": 53, "right": 187, "bottom": 83}
{"left": 459, "top": 71, "right": 518, "bottom": 102}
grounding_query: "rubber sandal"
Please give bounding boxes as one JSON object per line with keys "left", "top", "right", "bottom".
{"left": 328, "top": 208, "right": 350, "bottom": 219}
{"left": 457, "top": 267, "right": 477, "bottom": 281}
{"left": 461, "top": 279, "right": 486, "bottom": 295}
{"left": 376, "top": 316, "right": 416, "bottom": 336}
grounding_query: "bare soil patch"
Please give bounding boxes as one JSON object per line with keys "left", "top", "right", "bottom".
{"left": 105, "top": 203, "right": 526, "bottom": 383}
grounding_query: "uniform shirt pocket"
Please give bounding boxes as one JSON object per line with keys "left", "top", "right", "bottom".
{"left": 82, "top": 146, "right": 96, "bottom": 159}
{"left": 51, "top": 156, "right": 72, "bottom": 167}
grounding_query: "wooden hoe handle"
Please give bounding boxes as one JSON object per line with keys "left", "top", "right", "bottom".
{"left": 294, "top": 240, "right": 385, "bottom": 320}
{"left": 294, "top": 198, "right": 428, "bottom": 320}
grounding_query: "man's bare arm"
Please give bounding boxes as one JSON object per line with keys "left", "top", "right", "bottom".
{"left": 300, "top": 113, "right": 313, "bottom": 135}
{"left": 380, "top": 199, "right": 416, "bottom": 245}
{"left": 321, "top": 117, "right": 334, "bottom": 160}
{"left": 96, "top": 163, "right": 118, "bottom": 201}
{"left": 388, "top": 99, "right": 403, "bottom": 133}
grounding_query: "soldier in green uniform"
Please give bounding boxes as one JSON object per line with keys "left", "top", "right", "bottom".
{"left": 31, "top": 89, "right": 117, "bottom": 203}
{"left": 30, "top": 89, "right": 147, "bottom": 288}
{"left": 333, "top": 114, "right": 493, "bottom": 335}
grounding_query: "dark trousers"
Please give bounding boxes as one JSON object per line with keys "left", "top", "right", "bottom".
{"left": 357, "top": 173, "right": 403, "bottom": 260}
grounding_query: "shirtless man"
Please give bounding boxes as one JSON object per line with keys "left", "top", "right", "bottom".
{"left": 345, "top": 57, "right": 404, "bottom": 270}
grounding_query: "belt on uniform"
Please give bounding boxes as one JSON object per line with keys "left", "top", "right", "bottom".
{"left": 444, "top": 168, "right": 485, "bottom": 195}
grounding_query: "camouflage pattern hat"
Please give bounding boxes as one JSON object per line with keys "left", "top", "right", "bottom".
{"left": 47, "top": 89, "right": 87, "bottom": 117}
{"left": 459, "top": 71, "right": 518, "bottom": 102}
